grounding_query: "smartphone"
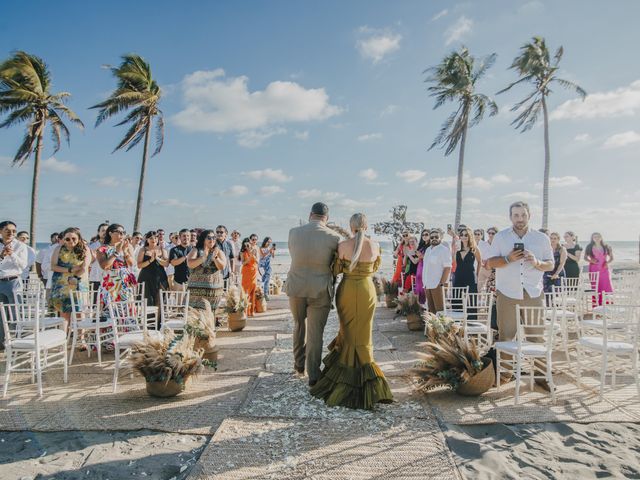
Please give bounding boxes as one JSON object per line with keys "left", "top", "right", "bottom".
{"left": 272, "top": 243, "right": 277, "bottom": 249}
{"left": 447, "top": 224, "right": 452, "bottom": 231}
{"left": 514, "top": 242, "right": 524, "bottom": 252}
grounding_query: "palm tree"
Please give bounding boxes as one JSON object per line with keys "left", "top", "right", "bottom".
{"left": 0, "top": 51, "right": 84, "bottom": 247}
{"left": 425, "top": 47, "right": 498, "bottom": 228}
{"left": 498, "top": 36, "right": 586, "bottom": 229}
{"left": 90, "top": 54, "right": 163, "bottom": 232}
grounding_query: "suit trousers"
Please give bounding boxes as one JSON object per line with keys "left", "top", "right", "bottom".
{"left": 289, "top": 292, "right": 331, "bottom": 382}
{"left": 425, "top": 286, "right": 445, "bottom": 314}
{"left": 0, "top": 278, "right": 23, "bottom": 347}
{"left": 496, "top": 290, "right": 544, "bottom": 362}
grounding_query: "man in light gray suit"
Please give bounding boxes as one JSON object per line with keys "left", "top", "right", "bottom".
{"left": 286, "top": 203, "right": 341, "bottom": 386}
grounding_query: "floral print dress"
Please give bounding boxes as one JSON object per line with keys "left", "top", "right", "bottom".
{"left": 98, "top": 245, "right": 137, "bottom": 314}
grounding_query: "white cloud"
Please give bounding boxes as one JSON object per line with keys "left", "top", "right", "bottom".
{"left": 602, "top": 131, "right": 640, "bottom": 149}
{"left": 491, "top": 174, "right": 511, "bottom": 184}
{"left": 396, "top": 169, "right": 426, "bottom": 183}
{"left": 432, "top": 9, "right": 448, "bottom": 21}
{"left": 359, "top": 168, "right": 378, "bottom": 181}
{"left": 221, "top": 185, "right": 249, "bottom": 196}
{"left": 42, "top": 157, "right": 78, "bottom": 174}
{"left": 294, "top": 130, "right": 309, "bottom": 140}
{"left": 503, "top": 191, "right": 539, "bottom": 200}
{"left": 91, "top": 176, "right": 121, "bottom": 188}
{"left": 551, "top": 79, "right": 640, "bottom": 120}
{"left": 357, "top": 133, "right": 382, "bottom": 142}
{"left": 574, "top": 133, "right": 591, "bottom": 142}
{"left": 336, "top": 197, "right": 377, "bottom": 209}
{"left": 380, "top": 104, "right": 398, "bottom": 117}
{"left": 259, "top": 185, "right": 284, "bottom": 196}
{"left": 435, "top": 197, "right": 481, "bottom": 205}
{"left": 534, "top": 176, "right": 582, "bottom": 188}
{"left": 356, "top": 27, "right": 402, "bottom": 64}
{"left": 243, "top": 168, "right": 292, "bottom": 182}
{"left": 445, "top": 16, "right": 473, "bottom": 46}
{"left": 55, "top": 194, "right": 79, "bottom": 204}
{"left": 236, "top": 128, "right": 286, "bottom": 148}
{"left": 152, "top": 198, "right": 199, "bottom": 208}
{"left": 297, "top": 189, "right": 344, "bottom": 200}
{"left": 173, "top": 69, "right": 342, "bottom": 136}
{"left": 422, "top": 173, "right": 493, "bottom": 190}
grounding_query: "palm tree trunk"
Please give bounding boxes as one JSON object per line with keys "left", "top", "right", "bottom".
{"left": 454, "top": 121, "right": 468, "bottom": 229}
{"left": 133, "top": 122, "right": 151, "bottom": 232}
{"left": 29, "top": 134, "right": 43, "bottom": 248}
{"left": 541, "top": 96, "right": 551, "bottom": 229}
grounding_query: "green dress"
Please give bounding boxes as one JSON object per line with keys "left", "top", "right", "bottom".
{"left": 310, "top": 254, "right": 393, "bottom": 410}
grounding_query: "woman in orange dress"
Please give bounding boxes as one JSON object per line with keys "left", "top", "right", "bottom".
{"left": 240, "top": 237, "right": 259, "bottom": 316}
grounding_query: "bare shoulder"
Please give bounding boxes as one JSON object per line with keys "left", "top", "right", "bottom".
{"left": 338, "top": 238, "right": 354, "bottom": 256}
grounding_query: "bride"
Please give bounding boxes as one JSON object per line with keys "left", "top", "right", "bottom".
{"left": 310, "top": 213, "right": 394, "bottom": 409}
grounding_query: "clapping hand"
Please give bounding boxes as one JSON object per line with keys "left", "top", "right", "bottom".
{"left": 1, "top": 244, "right": 12, "bottom": 257}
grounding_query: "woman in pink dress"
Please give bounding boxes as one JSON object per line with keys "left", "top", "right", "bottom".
{"left": 584, "top": 232, "right": 614, "bottom": 305}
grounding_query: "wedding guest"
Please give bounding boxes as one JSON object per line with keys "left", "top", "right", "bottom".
{"left": 241, "top": 237, "right": 259, "bottom": 317}
{"left": 187, "top": 229, "right": 226, "bottom": 310}
{"left": 36, "top": 232, "right": 60, "bottom": 289}
{"left": 259, "top": 237, "right": 276, "bottom": 300}
{"left": 584, "top": 232, "right": 614, "bottom": 305}
{"left": 453, "top": 227, "right": 481, "bottom": 316}
{"left": 137, "top": 231, "right": 169, "bottom": 307}
{"left": 96, "top": 223, "right": 137, "bottom": 312}
{"left": 391, "top": 232, "right": 408, "bottom": 285}
{"left": 162, "top": 231, "right": 177, "bottom": 289}
{"left": 422, "top": 229, "right": 452, "bottom": 314}
{"left": 543, "top": 232, "right": 567, "bottom": 294}
{"left": 415, "top": 229, "right": 430, "bottom": 304}
{"left": 486, "top": 201, "right": 554, "bottom": 389}
{"left": 17, "top": 231, "right": 36, "bottom": 283}
{"left": 230, "top": 230, "right": 242, "bottom": 284}
{"left": 402, "top": 236, "right": 420, "bottom": 293}
{"left": 190, "top": 229, "right": 198, "bottom": 247}
{"left": 477, "top": 227, "right": 496, "bottom": 291}
{"left": 0, "top": 220, "right": 28, "bottom": 347}
{"left": 49, "top": 227, "right": 91, "bottom": 331}
{"left": 216, "top": 225, "right": 235, "bottom": 285}
{"left": 169, "top": 229, "right": 192, "bottom": 291}
{"left": 88, "top": 223, "right": 108, "bottom": 291}
{"left": 563, "top": 231, "right": 582, "bottom": 279}
{"left": 130, "top": 231, "right": 144, "bottom": 277}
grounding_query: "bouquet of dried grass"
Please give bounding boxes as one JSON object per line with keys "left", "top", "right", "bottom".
{"left": 255, "top": 286, "right": 265, "bottom": 301}
{"left": 273, "top": 275, "right": 284, "bottom": 289}
{"left": 185, "top": 300, "right": 215, "bottom": 340}
{"left": 381, "top": 278, "right": 399, "bottom": 295}
{"left": 327, "top": 223, "right": 352, "bottom": 239}
{"left": 395, "top": 293, "right": 422, "bottom": 316}
{"left": 223, "top": 286, "right": 249, "bottom": 314}
{"left": 130, "top": 330, "right": 205, "bottom": 386}
{"left": 413, "top": 314, "right": 484, "bottom": 391}
{"left": 372, "top": 275, "right": 383, "bottom": 297}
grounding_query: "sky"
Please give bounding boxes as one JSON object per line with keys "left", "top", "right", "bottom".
{"left": 1, "top": 0, "right": 639, "bottom": 242}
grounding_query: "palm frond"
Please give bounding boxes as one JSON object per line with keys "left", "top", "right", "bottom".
{"left": 553, "top": 77, "right": 587, "bottom": 99}
{"left": 0, "top": 105, "right": 33, "bottom": 128}
{"left": 152, "top": 113, "right": 164, "bottom": 157}
{"left": 112, "top": 116, "right": 146, "bottom": 153}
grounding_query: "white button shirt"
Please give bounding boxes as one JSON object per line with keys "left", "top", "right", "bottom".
{"left": 88, "top": 240, "right": 104, "bottom": 283}
{"left": 422, "top": 243, "right": 452, "bottom": 289}
{"left": 0, "top": 239, "right": 29, "bottom": 279}
{"left": 487, "top": 227, "right": 553, "bottom": 300}
{"left": 21, "top": 245, "right": 37, "bottom": 281}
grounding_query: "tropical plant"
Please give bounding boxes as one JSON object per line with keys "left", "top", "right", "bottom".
{"left": 0, "top": 51, "right": 84, "bottom": 246}
{"left": 425, "top": 47, "right": 498, "bottom": 229}
{"left": 413, "top": 313, "right": 484, "bottom": 391}
{"left": 381, "top": 278, "right": 399, "bottom": 296}
{"left": 498, "top": 36, "right": 586, "bottom": 228}
{"left": 90, "top": 54, "right": 163, "bottom": 232}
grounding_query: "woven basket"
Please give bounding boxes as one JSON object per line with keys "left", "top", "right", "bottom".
{"left": 385, "top": 294, "right": 397, "bottom": 308}
{"left": 146, "top": 377, "right": 192, "bottom": 398}
{"left": 194, "top": 337, "right": 219, "bottom": 363}
{"left": 456, "top": 358, "right": 495, "bottom": 396}
{"left": 255, "top": 299, "right": 267, "bottom": 313}
{"left": 406, "top": 313, "right": 424, "bottom": 331}
{"left": 273, "top": 287, "right": 282, "bottom": 295}
{"left": 228, "top": 311, "right": 247, "bottom": 332}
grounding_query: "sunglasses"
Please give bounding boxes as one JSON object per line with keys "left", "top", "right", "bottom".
{"left": 206, "top": 235, "right": 216, "bottom": 240}
{"left": 250, "top": 238, "right": 257, "bottom": 241}
{"left": 460, "top": 233, "right": 468, "bottom": 237}
{"left": 422, "top": 233, "right": 429, "bottom": 237}
{"left": 64, "top": 237, "right": 77, "bottom": 242}
{"left": 474, "top": 232, "right": 482, "bottom": 235}
{"left": 429, "top": 235, "right": 440, "bottom": 239}
{"left": 488, "top": 231, "right": 496, "bottom": 235}
{"left": 113, "top": 230, "right": 125, "bottom": 235}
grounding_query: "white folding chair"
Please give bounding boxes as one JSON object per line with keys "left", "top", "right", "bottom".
{"left": 496, "top": 305, "right": 556, "bottom": 405}
{"left": 159, "top": 290, "right": 190, "bottom": 332}
{"left": 463, "top": 292, "right": 493, "bottom": 354}
{"left": 20, "top": 281, "right": 65, "bottom": 330}
{"left": 1, "top": 301, "right": 68, "bottom": 397}
{"left": 109, "top": 299, "right": 162, "bottom": 392}
{"left": 576, "top": 304, "right": 639, "bottom": 397}
{"left": 547, "top": 287, "right": 579, "bottom": 362}
{"left": 69, "top": 289, "right": 112, "bottom": 365}
{"left": 437, "top": 286, "right": 469, "bottom": 321}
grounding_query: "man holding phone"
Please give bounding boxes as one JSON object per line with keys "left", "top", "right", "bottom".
{"left": 486, "top": 201, "right": 554, "bottom": 388}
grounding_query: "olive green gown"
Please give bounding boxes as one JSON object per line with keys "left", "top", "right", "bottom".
{"left": 310, "top": 255, "right": 394, "bottom": 409}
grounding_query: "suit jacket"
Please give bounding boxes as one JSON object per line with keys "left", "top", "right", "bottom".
{"left": 285, "top": 220, "right": 341, "bottom": 299}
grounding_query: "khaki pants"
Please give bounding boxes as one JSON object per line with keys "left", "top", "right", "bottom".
{"left": 289, "top": 292, "right": 331, "bottom": 383}
{"left": 426, "top": 287, "right": 444, "bottom": 314}
{"left": 171, "top": 282, "right": 187, "bottom": 292}
{"left": 496, "top": 290, "right": 544, "bottom": 362}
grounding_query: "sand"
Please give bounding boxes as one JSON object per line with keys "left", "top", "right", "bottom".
{"left": 444, "top": 422, "right": 640, "bottom": 480}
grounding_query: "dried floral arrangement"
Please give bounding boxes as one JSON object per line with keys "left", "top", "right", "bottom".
{"left": 395, "top": 293, "right": 423, "bottom": 316}
{"left": 223, "top": 285, "right": 249, "bottom": 314}
{"left": 273, "top": 275, "right": 284, "bottom": 288}
{"left": 381, "top": 278, "right": 399, "bottom": 295}
{"left": 372, "top": 275, "right": 383, "bottom": 297}
{"left": 255, "top": 286, "right": 265, "bottom": 301}
{"left": 326, "top": 223, "right": 352, "bottom": 239}
{"left": 413, "top": 314, "right": 484, "bottom": 391}
{"left": 130, "top": 330, "right": 205, "bottom": 385}
{"left": 184, "top": 300, "right": 215, "bottom": 340}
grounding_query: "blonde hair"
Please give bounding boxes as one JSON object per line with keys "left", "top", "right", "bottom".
{"left": 349, "top": 213, "right": 368, "bottom": 271}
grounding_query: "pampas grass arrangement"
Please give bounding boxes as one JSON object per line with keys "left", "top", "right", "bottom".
{"left": 381, "top": 278, "right": 399, "bottom": 295}
{"left": 223, "top": 286, "right": 249, "bottom": 314}
{"left": 130, "top": 330, "right": 205, "bottom": 387}
{"left": 185, "top": 299, "right": 215, "bottom": 340}
{"left": 327, "top": 223, "right": 352, "bottom": 239}
{"left": 395, "top": 293, "right": 423, "bottom": 316}
{"left": 413, "top": 314, "right": 484, "bottom": 391}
